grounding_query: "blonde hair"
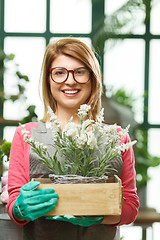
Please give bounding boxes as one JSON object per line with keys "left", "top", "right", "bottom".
{"left": 40, "top": 38, "right": 102, "bottom": 122}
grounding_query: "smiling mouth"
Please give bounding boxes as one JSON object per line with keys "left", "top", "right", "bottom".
{"left": 62, "top": 90, "right": 80, "bottom": 94}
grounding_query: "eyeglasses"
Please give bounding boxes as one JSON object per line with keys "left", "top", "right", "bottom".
{"left": 49, "top": 67, "right": 91, "bottom": 84}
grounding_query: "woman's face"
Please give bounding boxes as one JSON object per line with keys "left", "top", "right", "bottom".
{"left": 49, "top": 54, "right": 92, "bottom": 114}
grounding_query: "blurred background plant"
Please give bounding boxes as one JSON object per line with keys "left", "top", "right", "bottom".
{"left": 0, "top": 48, "right": 38, "bottom": 176}
{"left": 0, "top": 48, "right": 38, "bottom": 124}
{"left": 92, "top": 0, "right": 149, "bottom": 54}
{"left": 108, "top": 87, "right": 160, "bottom": 188}
{"left": 0, "top": 140, "right": 11, "bottom": 162}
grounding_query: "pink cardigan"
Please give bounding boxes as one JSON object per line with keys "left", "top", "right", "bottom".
{"left": 7, "top": 122, "right": 139, "bottom": 226}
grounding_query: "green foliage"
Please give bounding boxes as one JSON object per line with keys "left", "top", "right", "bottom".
{"left": 0, "top": 48, "right": 38, "bottom": 123}
{"left": 92, "top": 0, "right": 147, "bottom": 53}
{"left": 111, "top": 87, "right": 160, "bottom": 187}
{"left": 135, "top": 128, "right": 160, "bottom": 187}
{"left": 2, "top": 69, "right": 30, "bottom": 103}
{"left": 0, "top": 48, "right": 15, "bottom": 80}
{"left": 21, "top": 105, "right": 136, "bottom": 177}
{"left": 51, "top": 131, "right": 114, "bottom": 177}
{"left": 112, "top": 88, "right": 136, "bottom": 109}
{"left": 16, "top": 71, "right": 29, "bottom": 82}
{"left": 0, "top": 140, "right": 11, "bottom": 162}
{"left": 0, "top": 51, "right": 15, "bottom": 64}
{"left": 21, "top": 105, "right": 38, "bottom": 124}
{"left": 0, "top": 48, "right": 38, "bottom": 173}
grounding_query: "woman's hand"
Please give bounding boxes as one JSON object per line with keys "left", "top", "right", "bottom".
{"left": 13, "top": 181, "right": 58, "bottom": 221}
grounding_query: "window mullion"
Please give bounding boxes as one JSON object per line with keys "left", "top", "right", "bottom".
{"left": 91, "top": 0, "right": 105, "bottom": 75}
{"left": 0, "top": 0, "right": 5, "bottom": 141}
{"left": 143, "top": 0, "right": 151, "bottom": 127}
{"left": 46, "top": 0, "right": 50, "bottom": 45}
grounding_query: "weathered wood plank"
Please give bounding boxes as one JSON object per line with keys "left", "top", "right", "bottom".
{"left": 35, "top": 176, "right": 123, "bottom": 216}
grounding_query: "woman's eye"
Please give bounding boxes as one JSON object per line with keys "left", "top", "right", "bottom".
{"left": 76, "top": 69, "right": 85, "bottom": 75}
{"left": 56, "top": 71, "right": 62, "bottom": 75}
{"left": 54, "top": 70, "right": 65, "bottom": 75}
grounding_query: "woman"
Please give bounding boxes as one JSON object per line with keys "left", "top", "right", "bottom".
{"left": 7, "top": 38, "right": 139, "bottom": 240}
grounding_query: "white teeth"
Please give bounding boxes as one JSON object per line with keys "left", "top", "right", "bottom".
{"left": 63, "top": 90, "right": 79, "bottom": 94}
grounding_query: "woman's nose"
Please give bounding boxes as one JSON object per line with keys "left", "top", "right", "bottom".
{"left": 65, "top": 72, "right": 76, "bottom": 84}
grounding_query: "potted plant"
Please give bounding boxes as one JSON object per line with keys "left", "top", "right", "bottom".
{"left": 20, "top": 104, "right": 136, "bottom": 216}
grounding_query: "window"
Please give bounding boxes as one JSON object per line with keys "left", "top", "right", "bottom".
{"left": 104, "top": 39, "right": 145, "bottom": 123}
{"left": 103, "top": 1, "right": 160, "bottom": 239}
{"left": 50, "top": 0, "right": 92, "bottom": 34}
{"left": 1, "top": 1, "right": 160, "bottom": 238}
{"left": 0, "top": 0, "right": 92, "bottom": 141}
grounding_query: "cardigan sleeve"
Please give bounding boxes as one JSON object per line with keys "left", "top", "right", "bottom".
{"left": 116, "top": 128, "right": 139, "bottom": 226}
{"left": 6, "top": 123, "right": 37, "bottom": 225}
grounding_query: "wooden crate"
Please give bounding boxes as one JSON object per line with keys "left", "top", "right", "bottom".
{"left": 33, "top": 175, "right": 123, "bottom": 216}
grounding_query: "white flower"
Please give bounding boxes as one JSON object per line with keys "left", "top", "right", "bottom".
{"left": 20, "top": 125, "right": 32, "bottom": 143}
{"left": 20, "top": 104, "right": 137, "bottom": 177}
{"left": 47, "top": 106, "right": 61, "bottom": 126}
{"left": 49, "top": 124, "right": 59, "bottom": 140}
{"left": 115, "top": 140, "right": 137, "bottom": 153}
{"left": 81, "top": 119, "right": 93, "bottom": 131}
{"left": 103, "top": 124, "right": 118, "bottom": 134}
{"left": 46, "top": 121, "right": 52, "bottom": 129}
{"left": 64, "top": 122, "right": 79, "bottom": 139}
{"left": 42, "top": 145, "right": 48, "bottom": 150}
{"left": 96, "top": 108, "right": 104, "bottom": 124}
{"left": 78, "top": 104, "right": 91, "bottom": 117}
{"left": 35, "top": 142, "right": 42, "bottom": 148}
{"left": 34, "top": 141, "right": 48, "bottom": 151}
{"left": 46, "top": 108, "right": 61, "bottom": 140}
{"left": 122, "top": 140, "right": 137, "bottom": 152}
{"left": 76, "top": 132, "right": 88, "bottom": 149}
{"left": 25, "top": 137, "right": 34, "bottom": 144}
{"left": 21, "top": 124, "right": 29, "bottom": 135}
{"left": 118, "top": 125, "right": 130, "bottom": 139}
{"left": 87, "top": 132, "right": 97, "bottom": 149}
{"left": 20, "top": 124, "right": 48, "bottom": 150}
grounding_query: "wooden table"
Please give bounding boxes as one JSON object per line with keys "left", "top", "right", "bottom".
{"left": 134, "top": 208, "right": 160, "bottom": 240}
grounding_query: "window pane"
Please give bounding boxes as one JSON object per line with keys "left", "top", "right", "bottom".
{"left": 147, "top": 129, "right": 160, "bottom": 213}
{"left": 148, "top": 40, "right": 160, "bottom": 124}
{"left": 104, "top": 39, "right": 145, "bottom": 123}
{"left": 50, "top": 37, "right": 91, "bottom": 48}
{"left": 4, "top": 0, "right": 46, "bottom": 32}
{"left": 105, "top": 0, "right": 145, "bottom": 34}
{"left": 50, "top": 0, "right": 92, "bottom": 33}
{"left": 120, "top": 226, "right": 142, "bottom": 240}
{"left": 3, "top": 126, "right": 17, "bottom": 142}
{"left": 148, "top": 129, "right": 160, "bottom": 157}
{"left": 105, "top": 0, "right": 128, "bottom": 14}
{"left": 3, "top": 126, "right": 17, "bottom": 175}
{"left": 3, "top": 101, "right": 26, "bottom": 120}
{"left": 150, "top": 1, "right": 160, "bottom": 34}
{"left": 4, "top": 37, "right": 46, "bottom": 120}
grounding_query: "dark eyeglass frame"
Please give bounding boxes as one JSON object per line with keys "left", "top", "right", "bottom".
{"left": 49, "top": 67, "right": 91, "bottom": 84}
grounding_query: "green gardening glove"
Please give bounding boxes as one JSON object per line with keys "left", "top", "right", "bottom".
{"left": 13, "top": 181, "right": 58, "bottom": 221}
{"left": 46, "top": 215, "right": 104, "bottom": 227}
